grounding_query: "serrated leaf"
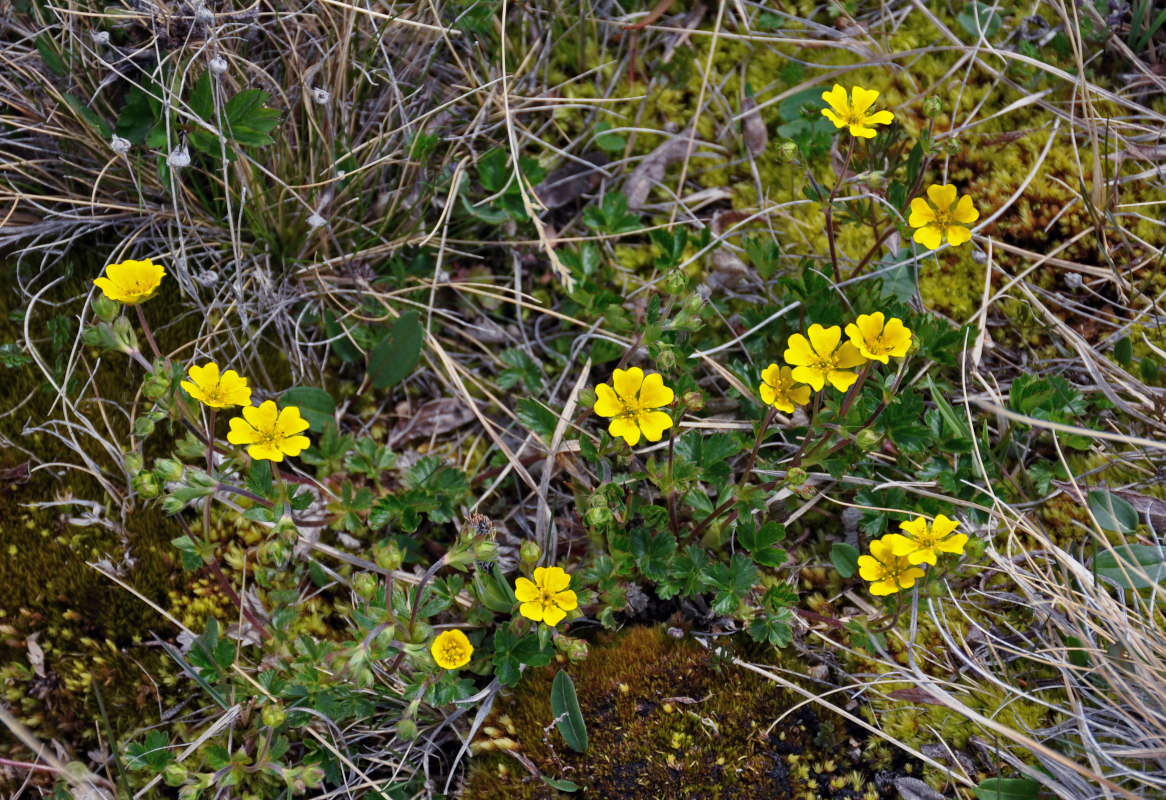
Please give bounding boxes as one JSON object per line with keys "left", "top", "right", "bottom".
{"left": 189, "top": 70, "right": 213, "bottom": 120}
{"left": 517, "top": 397, "right": 559, "bottom": 438}
{"left": 367, "top": 310, "right": 422, "bottom": 389}
{"left": 63, "top": 93, "right": 112, "bottom": 138}
{"left": 550, "top": 670, "right": 588, "bottom": 753}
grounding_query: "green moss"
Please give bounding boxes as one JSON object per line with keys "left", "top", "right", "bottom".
{"left": 462, "top": 626, "right": 913, "bottom": 799}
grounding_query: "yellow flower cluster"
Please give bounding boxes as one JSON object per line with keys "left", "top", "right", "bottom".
{"left": 909, "top": 184, "right": 979, "bottom": 250}
{"left": 592, "top": 366, "right": 675, "bottom": 447}
{"left": 758, "top": 314, "right": 913, "bottom": 411}
{"left": 820, "top": 84, "right": 894, "bottom": 139}
{"left": 514, "top": 566, "right": 578, "bottom": 627}
{"left": 93, "top": 258, "right": 166, "bottom": 305}
{"left": 431, "top": 629, "right": 473, "bottom": 670}
{"left": 858, "top": 514, "right": 968, "bottom": 595}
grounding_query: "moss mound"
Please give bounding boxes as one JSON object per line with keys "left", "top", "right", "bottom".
{"left": 462, "top": 625, "right": 918, "bottom": 799}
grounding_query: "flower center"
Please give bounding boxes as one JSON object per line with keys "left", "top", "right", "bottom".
{"left": 865, "top": 333, "right": 891, "bottom": 355}
{"left": 931, "top": 208, "right": 952, "bottom": 232}
{"left": 539, "top": 589, "right": 557, "bottom": 608}
{"left": 619, "top": 396, "right": 645, "bottom": 419}
{"left": 441, "top": 641, "right": 465, "bottom": 662}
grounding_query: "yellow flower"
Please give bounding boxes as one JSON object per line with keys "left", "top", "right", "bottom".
{"left": 593, "top": 367, "right": 674, "bottom": 447}
{"left": 181, "top": 362, "right": 252, "bottom": 409}
{"left": 514, "top": 566, "right": 578, "bottom": 627}
{"left": 844, "top": 313, "right": 913, "bottom": 364}
{"left": 820, "top": 85, "right": 895, "bottom": 139}
{"left": 784, "top": 324, "right": 867, "bottom": 392}
{"left": 857, "top": 536, "right": 927, "bottom": 596}
{"left": 888, "top": 514, "right": 967, "bottom": 566}
{"left": 226, "top": 400, "right": 311, "bottom": 462}
{"left": 93, "top": 258, "right": 166, "bottom": 305}
{"left": 759, "top": 364, "right": 811, "bottom": 413}
{"left": 909, "top": 184, "right": 978, "bottom": 250}
{"left": 431, "top": 629, "right": 473, "bottom": 670}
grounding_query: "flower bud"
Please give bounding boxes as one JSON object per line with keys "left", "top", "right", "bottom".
{"left": 373, "top": 540, "right": 404, "bottom": 571}
{"left": 124, "top": 452, "right": 144, "bottom": 474}
{"left": 682, "top": 293, "right": 704, "bottom": 315}
{"left": 472, "top": 537, "right": 497, "bottom": 563}
{"left": 133, "top": 415, "right": 156, "bottom": 438}
{"left": 162, "top": 763, "right": 187, "bottom": 787}
{"left": 132, "top": 471, "right": 160, "bottom": 498}
{"left": 923, "top": 95, "right": 944, "bottom": 118}
{"left": 519, "top": 540, "right": 541, "bottom": 566}
{"left": 353, "top": 571, "right": 379, "bottom": 600}
{"left": 300, "top": 765, "right": 325, "bottom": 788}
{"left": 261, "top": 703, "right": 286, "bottom": 728}
{"left": 777, "top": 140, "right": 799, "bottom": 163}
{"left": 785, "top": 466, "right": 808, "bottom": 487}
{"left": 855, "top": 429, "right": 882, "bottom": 451}
{"left": 864, "top": 170, "right": 887, "bottom": 191}
{"left": 566, "top": 638, "right": 589, "bottom": 662}
{"left": 682, "top": 391, "right": 704, "bottom": 412}
{"left": 111, "top": 317, "right": 139, "bottom": 354}
{"left": 259, "top": 538, "right": 292, "bottom": 568}
{"left": 92, "top": 294, "right": 119, "bottom": 323}
{"left": 142, "top": 373, "right": 169, "bottom": 400}
{"left": 579, "top": 387, "right": 598, "bottom": 408}
{"left": 793, "top": 484, "right": 816, "bottom": 500}
{"left": 655, "top": 347, "right": 676, "bottom": 371}
{"left": 662, "top": 270, "right": 687, "bottom": 294}
{"left": 397, "top": 718, "right": 419, "bottom": 741}
{"left": 943, "top": 138, "right": 961, "bottom": 155}
{"left": 585, "top": 505, "right": 613, "bottom": 526}
{"left": 153, "top": 458, "right": 184, "bottom": 483}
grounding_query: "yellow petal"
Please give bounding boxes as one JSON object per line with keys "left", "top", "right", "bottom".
{"left": 276, "top": 406, "right": 311, "bottom": 437}
{"left": 826, "top": 369, "right": 858, "bottom": 392}
{"left": 783, "top": 333, "right": 817, "bottom": 366}
{"left": 554, "top": 589, "right": 578, "bottom": 611}
{"left": 931, "top": 515, "right": 960, "bottom": 538}
{"left": 821, "top": 84, "right": 850, "bottom": 116}
{"left": 608, "top": 416, "right": 641, "bottom": 446}
{"left": 611, "top": 367, "right": 644, "bottom": 401}
{"left": 908, "top": 197, "right": 936, "bottom": 228}
{"left": 636, "top": 410, "right": 673, "bottom": 442}
{"left": 536, "top": 566, "right": 572, "bottom": 594}
{"left": 514, "top": 576, "right": 540, "bottom": 602}
{"left": 789, "top": 384, "right": 811, "bottom": 406}
{"left": 885, "top": 533, "right": 916, "bottom": 557}
{"left": 244, "top": 400, "right": 280, "bottom": 429}
{"left": 849, "top": 124, "right": 878, "bottom": 139}
{"left": 898, "top": 517, "right": 928, "bottom": 538}
{"left": 905, "top": 547, "right": 937, "bottom": 566}
{"left": 519, "top": 601, "right": 545, "bottom": 623}
{"left": 952, "top": 194, "right": 978, "bottom": 224}
{"left": 936, "top": 533, "right": 969, "bottom": 555}
{"left": 912, "top": 225, "right": 943, "bottom": 250}
{"left": 278, "top": 434, "right": 311, "bottom": 458}
{"left": 769, "top": 394, "right": 794, "bottom": 413}
{"left": 248, "top": 442, "right": 286, "bottom": 462}
{"left": 790, "top": 365, "right": 825, "bottom": 392}
{"left": 759, "top": 383, "right": 777, "bottom": 407}
{"left": 821, "top": 108, "right": 847, "bottom": 129}
{"left": 594, "top": 384, "right": 623, "bottom": 418}
{"left": 760, "top": 364, "right": 782, "bottom": 390}
{"left": 946, "top": 225, "right": 972, "bottom": 247}
{"left": 857, "top": 554, "right": 884, "bottom": 581}
{"left": 864, "top": 109, "right": 894, "bottom": 127}
{"left": 850, "top": 86, "right": 879, "bottom": 116}
{"left": 869, "top": 579, "right": 900, "bottom": 596}
{"left": 542, "top": 604, "right": 567, "bottom": 627}
{"left": 882, "top": 319, "right": 912, "bottom": 357}
{"left": 806, "top": 324, "right": 841, "bottom": 356}
{"left": 926, "top": 184, "right": 957, "bottom": 212}
{"left": 638, "top": 372, "right": 674, "bottom": 408}
{"left": 868, "top": 536, "right": 899, "bottom": 562}
{"left": 835, "top": 341, "right": 867, "bottom": 369}
{"left": 227, "top": 416, "right": 259, "bottom": 445}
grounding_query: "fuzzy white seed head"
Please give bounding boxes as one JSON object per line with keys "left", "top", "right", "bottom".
{"left": 312, "top": 87, "right": 331, "bottom": 105}
{"left": 307, "top": 213, "right": 327, "bottom": 229}
{"left": 209, "top": 56, "right": 228, "bottom": 75}
{"left": 92, "top": 30, "right": 110, "bottom": 46}
{"left": 1065, "top": 272, "right": 1082, "bottom": 289}
{"left": 194, "top": 6, "right": 214, "bottom": 26}
{"left": 110, "top": 136, "right": 131, "bottom": 155}
{"left": 167, "top": 145, "right": 191, "bottom": 168}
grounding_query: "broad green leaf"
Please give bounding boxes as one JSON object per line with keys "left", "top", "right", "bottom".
{"left": 1088, "top": 490, "right": 1139, "bottom": 534}
{"left": 1095, "top": 544, "right": 1166, "bottom": 590}
{"left": 830, "top": 542, "right": 861, "bottom": 579}
{"left": 550, "top": 670, "right": 588, "bottom": 753}
{"left": 972, "top": 777, "right": 1042, "bottom": 800}
{"left": 367, "top": 310, "right": 422, "bottom": 389}
{"left": 958, "top": 1, "right": 1002, "bottom": 38}
{"left": 540, "top": 775, "right": 580, "bottom": 792}
{"left": 280, "top": 386, "right": 336, "bottom": 432}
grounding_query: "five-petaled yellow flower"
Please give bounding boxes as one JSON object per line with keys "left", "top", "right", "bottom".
{"left": 593, "top": 367, "right": 674, "bottom": 447}
{"left": 784, "top": 324, "right": 867, "bottom": 392}
{"left": 514, "top": 566, "right": 578, "bottom": 627}
{"left": 227, "top": 400, "right": 311, "bottom": 462}
{"left": 858, "top": 536, "right": 927, "bottom": 596}
{"left": 886, "top": 514, "right": 967, "bottom": 566}
{"left": 431, "top": 629, "right": 473, "bottom": 670}
{"left": 845, "top": 313, "right": 913, "bottom": 364}
{"left": 759, "top": 364, "right": 811, "bottom": 413}
{"left": 181, "top": 362, "right": 252, "bottom": 409}
{"left": 820, "top": 84, "right": 895, "bottom": 139}
{"left": 909, "top": 184, "right": 978, "bottom": 250}
{"left": 93, "top": 258, "right": 166, "bottom": 305}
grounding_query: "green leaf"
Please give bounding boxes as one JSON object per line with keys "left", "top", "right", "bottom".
{"left": 494, "top": 628, "right": 553, "bottom": 687}
{"left": 550, "top": 670, "right": 588, "bottom": 753}
{"left": 1114, "top": 336, "right": 1133, "bottom": 366}
{"left": 125, "top": 730, "right": 172, "bottom": 772}
{"left": 737, "top": 521, "right": 787, "bottom": 568}
{"left": 702, "top": 554, "right": 757, "bottom": 616}
{"left": 1088, "top": 490, "right": 1139, "bottom": 534}
{"left": 224, "top": 89, "right": 266, "bottom": 124}
{"left": 830, "top": 543, "right": 861, "bottom": 579}
{"left": 36, "top": 35, "right": 67, "bottom": 76}
{"left": 958, "top": 1, "right": 1003, "bottom": 38}
{"left": 517, "top": 397, "right": 559, "bottom": 439}
{"left": 280, "top": 386, "right": 336, "bottom": 432}
{"left": 1094, "top": 544, "right": 1166, "bottom": 590}
{"left": 972, "top": 777, "right": 1042, "bottom": 800}
{"left": 478, "top": 148, "right": 509, "bottom": 193}
{"left": 367, "top": 310, "right": 422, "bottom": 389}
{"left": 630, "top": 529, "right": 677, "bottom": 581}
{"left": 189, "top": 70, "right": 213, "bottom": 121}
{"left": 63, "top": 93, "right": 112, "bottom": 138}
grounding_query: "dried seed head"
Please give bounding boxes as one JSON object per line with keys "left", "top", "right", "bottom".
{"left": 167, "top": 145, "right": 191, "bottom": 168}
{"left": 209, "top": 56, "right": 228, "bottom": 75}
{"left": 91, "top": 30, "right": 110, "bottom": 46}
{"left": 312, "top": 87, "right": 331, "bottom": 105}
{"left": 110, "top": 136, "right": 131, "bottom": 155}
{"left": 306, "top": 213, "right": 327, "bottom": 229}
{"left": 194, "top": 5, "right": 214, "bottom": 26}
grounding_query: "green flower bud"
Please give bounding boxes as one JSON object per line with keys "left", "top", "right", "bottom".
{"left": 585, "top": 505, "right": 613, "bottom": 526}
{"left": 682, "top": 293, "right": 704, "bottom": 315}
{"left": 373, "top": 540, "right": 404, "bottom": 571}
{"left": 519, "top": 540, "right": 541, "bottom": 566}
{"left": 865, "top": 171, "right": 887, "bottom": 191}
{"left": 407, "top": 620, "right": 433, "bottom": 645}
{"left": 261, "top": 703, "right": 287, "bottom": 728}
{"left": 855, "top": 429, "right": 882, "bottom": 451}
{"left": 142, "top": 373, "right": 169, "bottom": 400}
{"left": 923, "top": 95, "right": 944, "bottom": 118}
{"left": 943, "top": 138, "right": 961, "bottom": 155}
{"left": 683, "top": 391, "right": 704, "bottom": 412}
{"left": 397, "top": 718, "right": 419, "bottom": 741}
{"left": 353, "top": 571, "right": 379, "bottom": 600}
{"left": 110, "top": 316, "right": 139, "bottom": 354}
{"left": 132, "top": 471, "right": 160, "bottom": 498}
{"left": 153, "top": 458, "right": 184, "bottom": 483}
{"left": 662, "top": 270, "right": 687, "bottom": 294}
{"left": 162, "top": 763, "right": 187, "bottom": 787}
{"left": 785, "top": 466, "right": 808, "bottom": 487}
{"left": 300, "top": 765, "right": 325, "bottom": 788}
{"left": 259, "top": 539, "right": 292, "bottom": 568}
{"left": 567, "top": 638, "right": 589, "bottom": 662}
{"left": 124, "top": 452, "right": 144, "bottom": 474}
{"left": 472, "top": 537, "right": 497, "bottom": 563}
{"left": 579, "top": 387, "right": 598, "bottom": 408}
{"left": 92, "top": 294, "right": 119, "bottom": 323}
{"left": 132, "top": 415, "right": 156, "bottom": 438}
{"left": 777, "top": 140, "right": 799, "bottom": 163}
{"left": 655, "top": 347, "right": 676, "bottom": 371}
